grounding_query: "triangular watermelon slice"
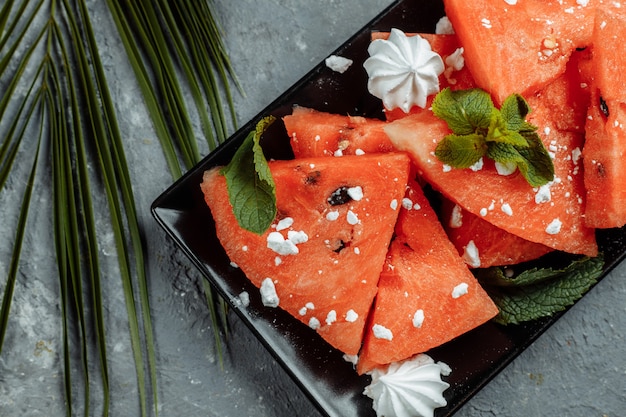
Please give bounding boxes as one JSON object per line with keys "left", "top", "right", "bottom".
{"left": 200, "top": 153, "right": 411, "bottom": 355}
{"left": 283, "top": 106, "right": 395, "bottom": 158}
{"left": 356, "top": 179, "right": 498, "bottom": 374}
{"left": 443, "top": 0, "right": 596, "bottom": 104}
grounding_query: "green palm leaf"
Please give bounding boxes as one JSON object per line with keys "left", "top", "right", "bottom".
{"left": 0, "top": 0, "right": 239, "bottom": 414}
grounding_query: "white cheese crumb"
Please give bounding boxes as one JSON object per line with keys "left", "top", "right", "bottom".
{"left": 343, "top": 354, "right": 359, "bottom": 365}
{"left": 345, "top": 309, "right": 359, "bottom": 323}
{"left": 481, "top": 18, "right": 492, "bottom": 29}
{"left": 267, "top": 231, "right": 299, "bottom": 255}
{"left": 372, "top": 324, "right": 393, "bottom": 341}
{"left": 442, "top": 164, "right": 452, "bottom": 172}
{"left": 275, "top": 217, "right": 294, "bottom": 231}
{"left": 402, "top": 198, "right": 415, "bottom": 210}
{"left": 479, "top": 207, "right": 488, "bottom": 217}
{"left": 334, "top": 149, "right": 343, "bottom": 157}
{"left": 435, "top": 16, "right": 455, "bottom": 34}
{"left": 546, "top": 218, "right": 562, "bottom": 235}
{"left": 501, "top": 203, "right": 513, "bottom": 216}
{"left": 390, "top": 199, "right": 399, "bottom": 210}
{"left": 449, "top": 204, "right": 463, "bottom": 228}
{"left": 326, "top": 210, "right": 340, "bottom": 221}
{"left": 577, "top": 0, "right": 590, "bottom": 5}
{"left": 535, "top": 183, "right": 552, "bottom": 204}
{"left": 274, "top": 256, "right": 282, "bottom": 266}
{"left": 469, "top": 157, "right": 484, "bottom": 171}
{"left": 299, "top": 306, "right": 308, "bottom": 316}
{"left": 347, "top": 186, "right": 364, "bottom": 201}
{"left": 355, "top": 148, "right": 365, "bottom": 155}
{"left": 287, "top": 230, "right": 309, "bottom": 245}
{"left": 306, "top": 302, "right": 315, "bottom": 310}
{"left": 504, "top": 0, "right": 517, "bottom": 4}
{"left": 452, "top": 282, "right": 469, "bottom": 299}
{"left": 242, "top": 245, "right": 248, "bottom": 251}
{"left": 347, "top": 210, "right": 360, "bottom": 225}
{"left": 326, "top": 310, "right": 337, "bottom": 325}
{"left": 463, "top": 240, "right": 481, "bottom": 268}
{"left": 325, "top": 55, "right": 353, "bottom": 73}
{"left": 495, "top": 161, "right": 517, "bottom": 176}
{"left": 260, "top": 278, "right": 279, "bottom": 307}
{"left": 353, "top": 247, "right": 361, "bottom": 255}
{"left": 412, "top": 309, "right": 425, "bottom": 328}
{"left": 308, "top": 317, "right": 321, "bottom": 330}
{"left": 236, "top": 291, "right": 250, "bottom": 308}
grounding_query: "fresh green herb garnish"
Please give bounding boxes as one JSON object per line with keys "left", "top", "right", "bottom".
{"left": 474, "top": 254, "right": 604, "bottom": 325}
{"left": 221, "top": 116, "right": 277, "bottom": 234}
{"left": 432, "top": 88, "right": 555, "bottom": 187}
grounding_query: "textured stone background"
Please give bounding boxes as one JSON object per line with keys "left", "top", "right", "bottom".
{"left": 1, "top": 0, "right": 625, "bottom": 416}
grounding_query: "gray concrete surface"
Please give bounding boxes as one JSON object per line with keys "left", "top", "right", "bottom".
{"left": 1, "top": 0, "right": 625, "bottom": 416}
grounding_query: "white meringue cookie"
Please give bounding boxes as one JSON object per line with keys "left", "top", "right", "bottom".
{"left": 363, "top": 353, "right": 450, "bottom": 417}
{"left": 364, "top": 28, "right": 444, "bottom": 112}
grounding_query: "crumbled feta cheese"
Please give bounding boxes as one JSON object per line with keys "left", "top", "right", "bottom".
{"left": 402, "top": 198, "right": 415, "bottom": 210}
{"left": 345, "top": 309, "right": 359, "bottom": 323}
{"left": 287, "top": 230, "right": 309, "bottom": 245}
{"left": 309, "top": 317, "right": 321, "bottom": 330}
{"left": 275, "top": 217, "right": 294, "bottom": 231}
{"left": 372, "top": 324, "right": 393, "bottom": 341}
{"left": 546, "top": 218, "right": 562, "bottom": 235}
{"left": 326, "top": 310, "right": 337, "bottom": 325}
{"left": 481, "top": 18, "right": 492, "bottom": 29}
{"left": 347, "top": 210, "right": 360, "bottom": 225}
{"left": 535, "top": 183, "right": 552, "bottom": 204}
{"left": 501, "top": 203, "right": 513, "bottom": 216}
{"left": 353, "top": 247, "right": 361, "bottom": 255}
{"left": 390, "top": 199, "right": 399, "bottom": 210}
{"left": 449, "top": 204, "right": 463, "bottom": 228}
{"left": 452, "top": 282, "right": 469, "bottom": 299}
{"left": 326, "top": 210, "right": 340, "bottom": 221}
{"left": 267, "top": 231, "right": 299, "bottom": 255}
{"left": 260, "top": 278, "right": 279, "bottom": 307}
{"left": 469, "top": 157, "right": 484, "bottom": 171}
{"left": 274, "top": 256, "right": 282, "bottom": 266}
{"left": 347, "top": 186, "right": 364, "bottom": 201}
{"left": 355, "top": 148, "right": 365, "bottom": 155}
{"left": 325, "top": 54, "right": 353, "bottom": 73}
{"left": 412, "top": 310, "right": 425, "bottom": 328}
{"left": 504, "top": 0, "right": 517, "bottom": 4}
{"left": 435, "top": 16, "right": 455, "bottom": 34}
{"left": 495, "top": 161, "right": 517, "bottom": 176}
{"left": 299, "top": 307, "right": 308, "bottom": 316}
{"left": 463, "top": 240, "right": 481, "bottom": 268}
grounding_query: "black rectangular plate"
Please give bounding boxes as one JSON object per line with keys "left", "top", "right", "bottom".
{"left": 151, "top": 0, "right": 626, "bottom": 415}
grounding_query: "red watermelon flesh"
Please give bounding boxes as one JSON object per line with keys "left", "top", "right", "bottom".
{"left": 440, "top": 196, "right": 554, "bottom": 268}
{"left": 283, "top": 106, "right": 395, "bottom": 158}
{"left": 384, "top": 95, "right": 598, "bottom": 256}
{"left": 370, "top": 32, "right": 476, "bottom": 121}
{"left": 582, "top": 6, "right": 626, "bottom": 228}
{"left": 356, "top": 179, "right": 499, "bottom": 374}
{"left": 443, "top": 0, "right": 596, "bottom": 105}
{"left": 200, "top": 153, "right": 411, "bottom": 355}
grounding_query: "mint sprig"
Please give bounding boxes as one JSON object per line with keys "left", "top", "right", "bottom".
{"left": 432, "top": 88, "right": 555, "bottom": 187}
{"left": 220, "top": 116, "right": 277, "bottom": 235}
{"left": 474, "top": 254, "right": 605, "bottom": 325}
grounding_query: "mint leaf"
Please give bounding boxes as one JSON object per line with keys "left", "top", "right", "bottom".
{"left": 475, "top": 255, "right": 604, "bottom": 325}
{"left": 221, "top": 116, "right": 277, "bottom": 234}
{"left": 432, "top": 87, "right": 494, "bottom": 135}
{"left": 435, "top": 133, "right": 486, "bottom": 168}
{"left": 500, "top": 93, "right": 532, "bottom": 131}
{"left": 515, "top": 131, "right": 555, "bottom": 187}
{"left": 432, "top": 88, "right": 555, "bottom": 187}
